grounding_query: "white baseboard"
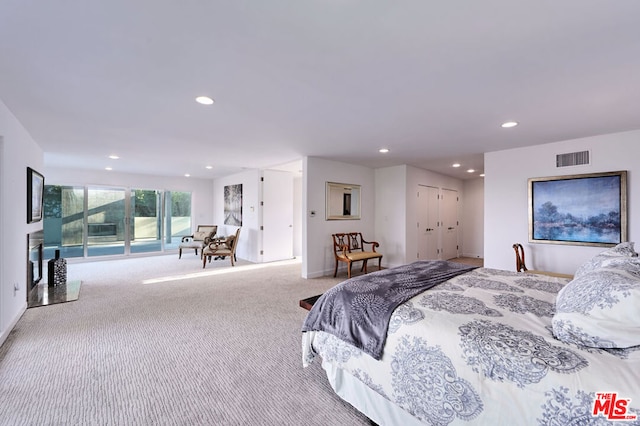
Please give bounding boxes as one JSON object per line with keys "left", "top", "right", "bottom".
{"left": 462, "top": 253, "right": 483, "bottom": 259}
{"left": 304, "top": 270, "right": 328, "bottom": 279}
{"left": 0, "top": 303, "right": 27, "bottom": 347}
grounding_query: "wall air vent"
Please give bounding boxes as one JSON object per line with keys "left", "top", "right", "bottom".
{"left": 556, "top": 150, "right": 590, "bottom": 167}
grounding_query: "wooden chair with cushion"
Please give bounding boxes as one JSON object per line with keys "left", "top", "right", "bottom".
{"left": 332, "top": 232, "right": 383, "bottom": 278}
{"left": 178, "top": 225, "right": 217, "bottom": 259}
{"left": 513, "top": 243, "right": 573, "bottom": 279}
{"left": 203, "top": 228, "right": 241, "bottom": 268}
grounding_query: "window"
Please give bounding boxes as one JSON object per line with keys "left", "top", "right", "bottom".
{"left": 43, "top": 186, "right": 193, "bottom": 258}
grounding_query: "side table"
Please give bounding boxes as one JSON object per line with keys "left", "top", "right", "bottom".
{"left": 299, "top": 294, "right": 322, "bottom": 311}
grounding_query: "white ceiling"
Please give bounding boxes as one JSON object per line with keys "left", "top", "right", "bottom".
{"left": 1, "top": 1, "right": 639, "bottom": 180}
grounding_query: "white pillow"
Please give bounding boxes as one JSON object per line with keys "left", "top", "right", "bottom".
{"left": 574, "top": 242, "right": 638, "bottom": 278}
{"left": 553, "top": 255, "right": 640, "bottom": 349}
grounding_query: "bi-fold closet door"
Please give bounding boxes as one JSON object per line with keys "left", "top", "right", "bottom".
{"left": 417, "top": 185, "right": 459, "bottom": 260}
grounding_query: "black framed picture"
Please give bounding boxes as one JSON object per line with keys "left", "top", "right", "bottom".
{"left": 224, "top": 184, "right": 242, "bottom": 226}
{"left": 528, "top": 170, "right": 627, "bottom": 246}
{"left": 27, "top": 167, "right": 44, "bottom": 224}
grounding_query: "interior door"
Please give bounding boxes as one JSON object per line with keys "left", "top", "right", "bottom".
{"left": 417, "top": 185, "right": 439, "bottom": 260}
{"left": 261, "top": 170, "right": 294, "bottom": 262}
{"left": 441, "top": 188, "right": 459, "bottom": 260}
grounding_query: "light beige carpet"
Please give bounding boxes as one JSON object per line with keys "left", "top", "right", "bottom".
{"left": 448, "top": 256, "right": 484, "bottom": 267}
{"left": 0, "top": 255, "right": 371, "bottom": 426}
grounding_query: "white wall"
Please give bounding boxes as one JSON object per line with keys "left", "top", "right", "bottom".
{"left": 212, "top": 167, "right": 301, "bottom": 263}
{"left": 485, "top": 130, "right": 640, "bottom": 274}
{"left": 45, "top": 167, "right": 215, "bottom": 230}
{"left": 374, "top": 165, "right": 469, "bottom": 269}
{"left": 293, "top": 174, "right": 303, "bottom": 257}
{"left": 0, "top": 99, "right": 44, "bottom": 346}
{"left": 303, "top": 157, "right": 376, "bottom": 278}
{"left": 462, "top": 178, "right": 484, "bottom": 258}
{"left": 213, "top": 169, "right": 261, "bottom": 263}
{"left": 374, "top": 165, "right": 408, "bottom": 268}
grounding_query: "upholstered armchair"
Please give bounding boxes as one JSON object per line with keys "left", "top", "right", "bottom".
{"left": 202, "top": 228, "right": 241, "bottom": 267}
{"left": 178, "top": 225, "right": 217, "bottom": 259}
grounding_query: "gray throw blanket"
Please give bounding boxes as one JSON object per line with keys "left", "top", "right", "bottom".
{"left": 302, "top": 260, "right": 477, "bottom": 360}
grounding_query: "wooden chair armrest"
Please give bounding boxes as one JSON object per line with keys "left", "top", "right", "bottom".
{"left": 361, "top": 238, "right": 380, "bottom": 252}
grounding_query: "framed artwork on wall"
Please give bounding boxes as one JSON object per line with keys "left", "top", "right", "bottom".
{"left": 224, "top": 184, "right": 242, "bottom": 226}
{"left": 27, "top": 167, "right": 44, "bottom": 224}
{"left": 528, "top": 170, "right": 627, "bottom": 246}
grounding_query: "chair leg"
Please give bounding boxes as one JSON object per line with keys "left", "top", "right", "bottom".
{"left": 347, "top": 262, "right": 352, "bottom": 278}
{"left": 334, "top": 261, "right": 339, "bottom": 277}
{"left": 377, "top": 257, "right": 382, "bottom": 271}
{"left": 202, "top": 256, "right": 207, "bottom": 268}
{"left": 179, "top": 248, "right": 182, "bottom": 259}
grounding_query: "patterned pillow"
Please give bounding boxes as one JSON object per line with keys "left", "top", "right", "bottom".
{"left": 193, "top": 231, "right": 209, "bottom": 241}
{"left": 552, "top": 255, "right": 640, "bottom": 349}
{"left": 574, "top": 242, "right": 638, "bottom": 278}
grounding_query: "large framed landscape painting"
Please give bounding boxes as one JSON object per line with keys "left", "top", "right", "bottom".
{"left": 529, "top": 170, "right": 627, "bottom": 247}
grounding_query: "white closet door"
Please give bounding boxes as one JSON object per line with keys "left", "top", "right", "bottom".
{"left": 417, "top": 185, "right": 439, "bottom": 260}
{"left": 441, "top": 188, "right": 459, "bottom": 260}
{"left": 262, "top": 170, "right": 293, "bottom": 262}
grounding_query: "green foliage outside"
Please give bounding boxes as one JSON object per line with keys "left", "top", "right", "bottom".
{"left": 171, "top": 191, "right": 191, "bottom": 217}
{"left": 43, "top": 185, "right": 62, "bottom": 218}
{"left": 134, "top": 190, "right": 157, "bottom": 217}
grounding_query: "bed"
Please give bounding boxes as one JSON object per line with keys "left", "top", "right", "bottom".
{"left": 302, "top": 244, "right": 640, "bottom": 425}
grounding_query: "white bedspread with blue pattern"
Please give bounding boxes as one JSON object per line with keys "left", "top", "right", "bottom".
{"left": 302, "top": 266, "right": 640, "bottom": 425}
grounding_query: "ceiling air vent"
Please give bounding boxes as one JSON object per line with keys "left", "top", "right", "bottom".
{"left": 556, "top": 150, "right": 590, "bottom": 167}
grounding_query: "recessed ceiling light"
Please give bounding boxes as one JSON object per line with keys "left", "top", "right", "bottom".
{"left": 467, "top": 169, "right": 475, "bottom": 173}
{"left": 501, "top": 121, "right": 518, "bottom": 128}
{"left": 379, "top": 148, "right": 390, "bottom": 153}
{"left": 105, "top": 167, "right": 113, "bottom": 171}
{"left": 452, "top": 163, "right": 461, "bottom": 168}
{"left": 480, "top": 173, "right": 485, "bottom": 177}
{"left": 195, "top": 96, "right": 214, "bottom": 105}
{"left": 205, "top": 165, "right": 213, "bottom": 169}
{"left": 184, "top": 173, "right": 191, "bottom": 177}
{"left": 108, "top": 155, "right": 119, "bottom": 160}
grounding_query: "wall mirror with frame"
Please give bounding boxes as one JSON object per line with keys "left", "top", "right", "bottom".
{"left": 326, "top": 182, "right": 361, "bottom": 220}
